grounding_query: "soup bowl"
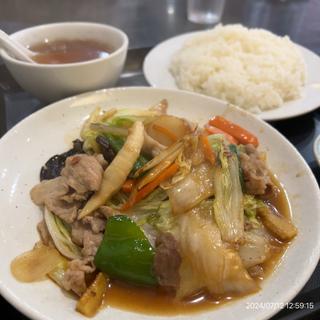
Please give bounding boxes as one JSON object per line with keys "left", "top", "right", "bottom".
{"left": 0, "top": 22, "right": 128, "bottom": 102}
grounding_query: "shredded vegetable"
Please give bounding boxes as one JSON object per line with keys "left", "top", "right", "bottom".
{"left": 134, "top": 141, "right": 183, "bottom": 177}
{"left": 90, "top": 122, "right": 128, "bottom": 136}
{"left": 209, "top": 116, "right": 259, "bottom": 147}
{"left": 199, "top": 134, "right": 216, "bottom": 165}
{"left": 79, "top": 121, "right": 145, "bottom": 218}
{"left": 16, "top": 101, "right": 298, "bottom": 317}
{"left": 125, "top": 188, "right": 168, "bottom": 218}
{"left": 136, "top": 145, "right": 182, "bottom": 190}
{"left": 213, "top": 139, "right": 244, "bottom": 243}
{"left": 122, "top": 179, "right": 135, "bottom": 193}
{"left": 243, "top": 195, "right": 264, "bottom": 223}
{"left": 81, "top": 107, "right": 117, "bottom": 153}
{"left": 205, "top": 125, "right": 239, "bottom": 145}
{"left": 146, "top": 201, "right": 176, "bottom": 233}
{"left": 104, "top": 134, "right": 149, "bottom": 176}
{"left": 109, "top": 108, "right": 163, "bottom": 128}
{"left": 160, "top": 149, "right": 192, "bottom": 189}
{"left": 122, "top": 163, "right": 179, "bottom": 211}
{"left": 167, "top": 162, "right": 215, "bottom": 214}
{"left": 44, "top": 207, "right": 82, "bottom": 259}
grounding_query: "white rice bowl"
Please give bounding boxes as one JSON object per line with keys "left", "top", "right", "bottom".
{"left": 170, "top": 24, "right": 306, "bottom": 112}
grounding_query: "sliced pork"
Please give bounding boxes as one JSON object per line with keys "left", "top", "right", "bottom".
{"left": 71, "top": 213, "right": 105, "bottom": 260}
{"left": 61, "top": 154, "right": 104, "bottom": 194}
{"left": 30, "top": 177, "right": 80, "bottom": 223}
{"left": 61, "top": 259, "right": 94, "bottom": 296}
{"left": 45, "top": 198, "right": 80, "bottom": 224}
{"left": 239, "top": 144, "right": 271, "bottom": 195}
{"left": 82, "top": 232, "right": 103, "bottom": 259}
{"left": 153, "top": 232, "right": 181, "bottom": 289}
{"left": 30, "top": 177, "right": 69, "bottom": 206}
{"left": 83, "top": 214, "right": 106, "bottom": 234}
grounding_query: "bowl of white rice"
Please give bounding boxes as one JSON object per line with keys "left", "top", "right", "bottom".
{"left": 169, "top": 24, "right": 306, "bottom": 113}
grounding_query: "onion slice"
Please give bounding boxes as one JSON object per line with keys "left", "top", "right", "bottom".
{"left": 11, "top": 243, "right": 64, "bottom": 282}
{"left": 146, "top": 115, "right": 192, "bottom": 146}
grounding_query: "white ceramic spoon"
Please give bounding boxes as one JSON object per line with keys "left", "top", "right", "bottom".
{"left": 0, "top": 29, "right": 36, "bottom": 63}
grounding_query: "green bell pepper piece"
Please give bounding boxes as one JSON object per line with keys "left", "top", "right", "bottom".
{"left": 94, "top": 215, "right": 157, "bottom": 286}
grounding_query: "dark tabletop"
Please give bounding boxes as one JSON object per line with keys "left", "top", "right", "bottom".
{"left": 0, "top": 0, "right": 320, "bottom": 319}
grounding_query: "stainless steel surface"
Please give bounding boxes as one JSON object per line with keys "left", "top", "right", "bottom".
{"left": 1, "top": 0, "right": 320, "bottom": 53}
{"left": 0, "top": 0, "right": 320, "bottom": 319}
{"left": 187, "top": 0, "right": 226, "bottom": 24}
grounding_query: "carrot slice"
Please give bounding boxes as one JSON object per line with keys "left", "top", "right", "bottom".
{"left": 122, "top": 179, "right": 135, "bottom": 193}
{"left": 208, "top": 116, "right": 259, "bottom": 147}
{"left": 152, "top": 124, "right": 178, "bottom": 143}
{"left": 122, "top": 163, "right": 179, "bottom": 211}
{"left": 199, "top": 134, "right": 216, "bottom": 165}
{"left": 205, "top": 125, "right": 239, "bottom": 145}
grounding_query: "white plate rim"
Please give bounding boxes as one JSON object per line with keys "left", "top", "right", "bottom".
{"left": 0, "top": 86, "right": 319, "bottom": 320}
{"left": 313, "top": 134, "right": 320, "bottom": 166}
{"left": 143, "top": 31, "right": 320, "bottom": 121}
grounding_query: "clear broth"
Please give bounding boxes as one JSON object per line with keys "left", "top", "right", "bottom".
{"left": 30, "top": 39, "right": 113, "bottom": 64}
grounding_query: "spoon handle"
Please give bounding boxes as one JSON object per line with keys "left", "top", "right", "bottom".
{"left": 0, "top": 29, "right": 35, "bottom": 63}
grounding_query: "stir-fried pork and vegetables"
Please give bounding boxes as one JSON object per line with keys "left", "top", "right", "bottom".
{"left": 11, "top": 100, "right": 297, "bottom": 316}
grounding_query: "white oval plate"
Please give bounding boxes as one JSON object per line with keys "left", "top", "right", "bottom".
{"left": 313, "top": 135, "right": 320, "bottom": 166}
{"left": 143, "top": 31, "right": 320, "bottom": 121}
{"left": 0, "top": 87, "right": 319, "bottom": 320}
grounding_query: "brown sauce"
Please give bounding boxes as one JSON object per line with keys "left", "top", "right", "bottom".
{"left": 263, "top": 173, "right": 292, "bottom": 220}
{"left": 258, "top": 174, "right": 290, "bottom": 279}
{"left": 102, "top": 174, "right": 292, "bottom": 315}
{"left": 104, "top": 280, "right": 235, "bottom": 315}
{"left": 29, "top": 39, "right": 113, "bottom": 64}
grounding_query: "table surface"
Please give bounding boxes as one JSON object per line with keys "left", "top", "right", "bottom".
{"left": 0, "top": 0, "right": 319, "bottom": 319}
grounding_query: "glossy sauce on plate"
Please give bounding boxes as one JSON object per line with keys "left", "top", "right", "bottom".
{"left": 103, "top": 175, "right": 290, "bottom": 315}
{"left": 29, "top": 39, "right": 113, "bottom": 64}
{"left": 104, "top": 280, "right": 235, "bottom": 315}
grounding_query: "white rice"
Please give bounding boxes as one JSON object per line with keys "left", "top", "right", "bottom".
{"left": 170, "top": 24, "right": 306, "bottom": 112}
